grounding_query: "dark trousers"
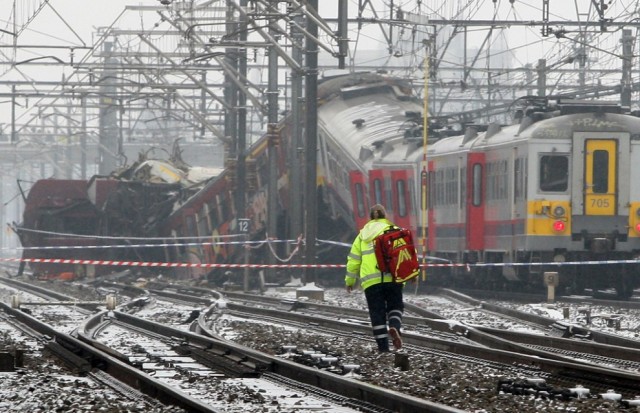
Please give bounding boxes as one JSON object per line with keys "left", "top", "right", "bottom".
{"left": 364, "top": 282, "right": 404, "bottom": 351}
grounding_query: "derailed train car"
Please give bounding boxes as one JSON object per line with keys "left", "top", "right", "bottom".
{"left": 158, "top": 72, "right": 427, "bottom": 283}
{"left": 13, "top": 154, "right": 217, "bottom": 280}
{"left": 15, "top": 178, "right": 110, "bottom": 279}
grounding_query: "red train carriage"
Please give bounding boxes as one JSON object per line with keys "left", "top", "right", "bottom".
{"left": 15, "top": 179, "right": 102, "bottom": 279}
{"left": 14, "top": 158, "right": 207, "bottom": 280}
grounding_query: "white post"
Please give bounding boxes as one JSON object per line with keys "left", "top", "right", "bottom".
{"left": 544, "top": 271, "right": 559, "bottom": 303}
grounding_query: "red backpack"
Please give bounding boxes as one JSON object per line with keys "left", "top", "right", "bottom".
{"left": 373, "top": 226, "right": 420, "bottom": 283}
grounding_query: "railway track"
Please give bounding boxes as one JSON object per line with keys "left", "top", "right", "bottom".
{"left": 430, "top": 289, "right": 640, "bottom": 368}
{"left": 136, "top": 284, "right": 640, "bottom": 408}
{"left": 0, "top": 277, "right": 464, "bottom": 412}
{"left": 215, "top": 290, "right": 640, "bottom": 390}
{"left": 8, "top": 276, "right": 640, "bottom": 411}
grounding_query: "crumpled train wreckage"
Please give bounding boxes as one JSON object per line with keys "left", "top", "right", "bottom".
{"left": 11, "top": 142, "right": 221, "bottom": 280}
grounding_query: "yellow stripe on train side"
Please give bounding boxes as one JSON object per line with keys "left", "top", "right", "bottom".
{"left": 630, "top": 202, "right": 640, "bottom": 238}
{"left": 526, "top": 200, "right": 571, "bottom": 236}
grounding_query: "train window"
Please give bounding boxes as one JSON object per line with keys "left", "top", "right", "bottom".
{"left": 539, "top": 155, "right": 568, "bottom": 192}
{"left": 443, "top": 169, "right": 449, "bottom": 204}
{"left": 396, "top": 179, "right": 407, "bottom": 217}
{"left": 427, "top": 171, "right": 435, "bottom": 209}
{"left": 174, "top": 227, "right": 186, "bottom": 256}
{"left": 498, "top": 160, "right": 507, "bottom": 200}
{"left": 592, "top": 150, "right": 609, "bottom": 194}
{"left": 385, "top": 177, "right": 393, "bottom": 212}
{"left": 472, "top": 163, "right": 482, "bottom": 206}
{"left": 460, "top": 167, "right": 466, "bottom": 209}
{"left": 355, "top": 183, "right": 366, "bottom": 218}
{"left": 409, "top": 177, "right": 416, "bottom": 214}
{"left": 64, "top": 216, "right": 96, "bottom": 235}
{"left": 37, "top": 214, "right": 60, "bottom": 233}
{"left": 436, "top": 169, "right": 444, "bottom": 206}
{"left": 222, "top": 193, "right": 233, "bottom": 222}
{"left": 524, "top": 157, "right": 528, "bottom": 195}
{"left": 446, "top": 168, "right": 457, "bottom": 205}
{"left": 319, "top": 135, "right": 328, "bottom": 174}
{"left": 514, "top": 158, "right": 523, "bottom": 202}
{"left": 186, "top": 216, "right": 197, "bottom": 241}
{"left": 208, "top": 201, "right": 219, "bottom": 229}
{"left": 486, "top": 162, "right": 495, "bottom": 201}
{"left": 484, "top": 161, "right": 507, "bottom": 201}
{"left": 432, "top": 171, "right": 438, "bottom": 206}
{"left": 197, "top": 212, "right": 209, "bottom": 238}
{"left": 203, "top": 204, "right": 211, "bottom": 230}
{"left": 374, "top": 179, "right": 383, "bottom": 205}
{"left": 258, "top": 158, "right": 268, "bottom": 188}
{"left": 215, "top": 194, "right": 229, "bottom": 223}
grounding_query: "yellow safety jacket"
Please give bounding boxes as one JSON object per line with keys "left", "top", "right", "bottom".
{"left": 345, "top": 218, "right": 394, "bottom": 291}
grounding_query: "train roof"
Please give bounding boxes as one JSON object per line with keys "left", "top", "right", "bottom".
{"left": 317, "top": 73, "right": 423, "bottom": 168}
{"left": 519, "top": 111, "right": 640, "bottom": 141}
{"left": 429, "top": 101, "right": 640, "bottom": 156}
{"left": 426, "top": 134, "right": 468, "bottom": 156}
{"left": 317, "top": 71, "right": 415, "bottom": 101}
{"left": 503, "top": 97, "right": 640, "bottom": 141}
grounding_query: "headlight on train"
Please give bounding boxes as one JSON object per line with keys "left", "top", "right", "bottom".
{"left": 636, "top": 223, "right": 640, "bottom": 233}
{"left": 553, "top": 206, "right": 566, "bottom": 218}
{"left": 553, "top": 220, "right": 566, "bottom": 232}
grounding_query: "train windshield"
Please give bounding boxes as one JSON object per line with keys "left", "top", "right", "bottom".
{"left": 539, "top": 155, "right": 568, "bottom": 192}
{"left": 592, "top": 150, "right": 609, "bottom": 194}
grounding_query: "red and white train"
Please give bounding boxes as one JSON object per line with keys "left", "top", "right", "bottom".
{"left": 326, "top": 91, "right": 640, "bottom": 297}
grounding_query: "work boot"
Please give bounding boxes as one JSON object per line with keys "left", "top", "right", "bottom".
{"left": 389, "top": 327, "right": 402, "bottom": 350}
{"left": 375, "top": 338, "right": 390, "bottom": 353}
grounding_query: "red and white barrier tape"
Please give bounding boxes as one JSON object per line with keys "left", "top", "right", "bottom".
{"left": 0, "top": 257, "right": 344, "bottom": 269}
{"left": 2, "top": 257, "right": 639, "bottom": 269}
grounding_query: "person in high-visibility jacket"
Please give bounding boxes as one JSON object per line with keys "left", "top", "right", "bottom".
{"left": 345, "top": 204, "right": 403, "bottom": 352}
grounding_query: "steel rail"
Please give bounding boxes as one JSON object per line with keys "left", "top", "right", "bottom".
{"left": 0, "top": 302, "right": 221, "bottom": 412}
{"left": 80, "top": 306, "right": 465, "bottom": 413}
{"left": 440, "top": 289, "right": 640, "bottom": 350}
{"left": 209, "top": 291, "right": 640, "bottom": 395}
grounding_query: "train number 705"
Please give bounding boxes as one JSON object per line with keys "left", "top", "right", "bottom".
{"left": 590, "top": 198, "right": 610, "bottom": 208}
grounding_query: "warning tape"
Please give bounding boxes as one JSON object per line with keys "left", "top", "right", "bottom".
{"left": 0, "top": 257, "right": 345, "bottom": 269}
{"left": 10, "top": 226, "right": 246, "bottom": 242}
{"left": 1, "top": 257, "right": 639, "bottom": 269}
{"left": 9, "top": 227, "right": 640, "bottom": 268}
{"left": 9, "top": 239, "right": 295, "bottom": 251}
{"left": 7, "top": 225, "right": 349, "bottom": 252}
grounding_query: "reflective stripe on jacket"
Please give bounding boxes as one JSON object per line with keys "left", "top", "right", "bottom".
{"left": 345, "top": 218, "right": 394, "bottom": 291}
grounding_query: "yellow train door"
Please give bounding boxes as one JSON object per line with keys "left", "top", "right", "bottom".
{"left": 584, "top": 139, "right": 617, "bottom": 215}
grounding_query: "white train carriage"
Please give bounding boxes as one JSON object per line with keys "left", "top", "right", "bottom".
{"left": 425, "top": 133, "right": 472, "bottom": 257}
{"left": 426, "top": 99, "right": 640, "bottom": 296}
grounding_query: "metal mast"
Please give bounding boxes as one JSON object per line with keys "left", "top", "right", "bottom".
{"left": 304, "top": 0, "right": 319, "bottom": 285}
